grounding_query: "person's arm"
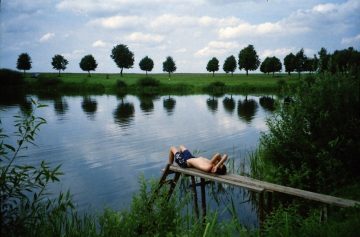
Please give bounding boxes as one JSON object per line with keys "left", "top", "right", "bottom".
{"left": 210, "top": 153, "right": 221, "bottom": 164}
{"left": 211, "top": 154, "right": 228, "bottom": 173}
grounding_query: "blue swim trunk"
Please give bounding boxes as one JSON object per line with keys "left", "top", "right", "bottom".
{"left": 174, "top": 150, "right": 195, "bottom": 168}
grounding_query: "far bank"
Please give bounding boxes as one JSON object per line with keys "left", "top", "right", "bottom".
{"left": 20, "top": 72, "right": 300, "bottom": 94}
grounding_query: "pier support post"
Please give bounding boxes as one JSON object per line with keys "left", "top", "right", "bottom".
{"left": 200, "top": 178, "right": 207, "bottom": 223}
{"left": 190, "top": 176, "right": 200, "bottom": 219}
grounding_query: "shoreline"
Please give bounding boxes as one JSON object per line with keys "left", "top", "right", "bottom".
{"left": 18, "top": 72, "right": 300, "bottom": 95}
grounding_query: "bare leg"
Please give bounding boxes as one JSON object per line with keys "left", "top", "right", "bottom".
{"left": 179, "top": 145, "right": 187, "bottom": 152}
{"left": 168, "top": 146, "right": 178, "bottom": 164}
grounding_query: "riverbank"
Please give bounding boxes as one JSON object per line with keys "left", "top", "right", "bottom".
{"left": 23, "top": 72, "right": 300, "bottom": 94}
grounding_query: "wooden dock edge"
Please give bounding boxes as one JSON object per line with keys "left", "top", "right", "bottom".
{"left": 169, "top": 165, "right": 360, "bottom": 208}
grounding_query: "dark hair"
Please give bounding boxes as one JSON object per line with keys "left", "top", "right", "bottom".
{"left": 215, "top": 165, "right": 227, "bottom": 175}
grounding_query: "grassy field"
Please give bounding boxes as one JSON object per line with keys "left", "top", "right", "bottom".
{"left": 25, "top": 72, "right": 301, "bottom": 94}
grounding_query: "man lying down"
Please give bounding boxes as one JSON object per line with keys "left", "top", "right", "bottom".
{"left": 168, "top": 145, "right": 227, "bottom": 175}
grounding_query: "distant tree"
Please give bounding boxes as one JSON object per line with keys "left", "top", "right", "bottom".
{"left": 51, "top": 54, "right": 68, "bottom": 76}
{"left": 304, "top": 55, "right": 318, "bottom": 73}
{"left": 110, "top": 44, "right": 134, "bottom": 77}
{"left": 17, "top": 53, "right": 32, "bottom": 75}
{"left": 206, "top": 57, "right": 219, "bottom": 77}
{"left": 139, "top": 56, "right": 154, "bottom": 76}
{"left": 270, "top": 56, "right": 282, "bottom": 76}
{"left": 261, "top": 56, "right": 282, "bottom": 76}
{"left": 223, "top": 55, "right": 237, "bottom": 76}
{"left": 318, "top": 47, "right": 330, "bottom": 73}
{"left": 162, "top": 56, "right": 176, "bottom": 77}
{"left": 284, "top": 53, "right": 296, "bottom": 75}
{"left": 295, "top": 48, "right": 307, "bottom": 78}
{"left": 329, "top": 47, "right": 360, "bottom": 74}
{"left": 260, "top": 57, "right": 271, "bottom": 75}
{"left": 238, "top": 45, "right": 260, "bottom": 76}
{"left": 79, "top": 54, "right": 98, "bottom": 77}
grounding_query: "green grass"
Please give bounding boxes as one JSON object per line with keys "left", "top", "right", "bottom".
{"left": 24, "top": 72, "right": 300, "bottom": 94}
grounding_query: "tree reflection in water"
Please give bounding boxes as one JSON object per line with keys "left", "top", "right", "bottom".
{"left": 259, "top": 96, "right": 275, "bottom": 112}
{"left": 113, "top": 100, "right": 135, "bottom": 128}
{"left": 0, "top": 90, "right": 33, "bottom": 115}
{"left": 163, "top": 96, "right": 176, "bottom": 115}
{"left": 138, "top": 94, "right": 158, "bottom": 115}
{"left": 81, "top": 97, "right": 97, "bottom": 119}
{"left": 237, "top": 98, "right": 258, "bottom": 124}
{"left": 206, "top": 96, "right": 218, "bottom": 113}
{"left": 222, "top": 95, "right": 236, "bottom": 115}
{"left": 54, "top": 98, "right": 69, "bottom": 116}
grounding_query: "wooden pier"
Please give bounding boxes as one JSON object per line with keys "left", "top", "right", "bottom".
{"left": 157, "top": 164, "right": 360, "bottom": 223}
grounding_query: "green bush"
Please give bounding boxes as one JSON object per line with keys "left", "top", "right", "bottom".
{"left": 204, "top": 81, "right": 226, "bottom": 94}
{"left": 0, "top": 100, "right": 73, "bottom": 237}
{"left": 137, "top": 77, "right": 160, "bottom": 87}
{"left": 116, "top": 79, "right": 127, "bottom": 89}
{"left": 256, "top": 73, "right": 360, "bottom": 193}
{"left": 37, "top": 74, "right": 62, "bottom": 86}
{"left": 0, "top": 68, "right": 24, "bottom": 85}
{"left": 263, "top": 205, "right": 360, "bottom": 237}
{"left": 209, "top": 81, "right": 225, "bottom": 87}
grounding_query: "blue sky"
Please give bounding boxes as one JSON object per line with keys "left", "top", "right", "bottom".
{"left": 1, "top": 0, "right": 359, "bottom": 73}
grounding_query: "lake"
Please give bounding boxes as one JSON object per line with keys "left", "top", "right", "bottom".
{"left": 0, "top": 93, "right": 276, "bottom": 227}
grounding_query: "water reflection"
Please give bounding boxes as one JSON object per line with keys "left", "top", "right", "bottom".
{"left": 1, "top": 93, "right": 274, "bottom": 228}
{"left": 138, "top": 94, "right": 158, "bottom": 115}
{"left": 259, "top": 96, "right": 275, "bottom": 112}
{"left": 113, "top": 99, "right": 135, "bottom": 128}
{"left": 163, "top": 96, "right": 176, "bottom": 115}
{"left": 54, "top": 98, "right": 69, "bottom": 116}
{"left": 223, "top": 95, "right": 236, "bottom": 115}
{"left": 81, "top": 97, "right": 97, "bottom": 119}
{"left": 237, "top": 98, "right": 258, "bottom": 123}
{"left": 0, "top": 90, "right": 33, "bottom": 114}
{"left": 206, "top": 96, "right": 218, "bottom": 113}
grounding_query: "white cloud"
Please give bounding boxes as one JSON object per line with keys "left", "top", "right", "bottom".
{"left": 198, "top": 16, "right": 241, "bottom": 27}
{"left": 341, "top": 34, "right": 360, "bottom": 45}
{"left": 92, "top": 40, "right": 107, "bottom": 48}
{"left": 195, "top": 41, "right": 240, "bottom": 57}
{"left": 218, "top": 20, "right": 308, "bottom": 39}
{"left": 57, "top": 0, "right": 205, "bottom": 13}
{"left": 312, "top": 3, "right": 337, "bottom": 13}
{"left": 39, "top": 32, "right": 55, "bottom": 42}
{"left": 174, "top": 48, "right": 187, "bottom": 53}
{"left": 89, "top": 15, "right": 145, "bottom": 29}
{"left": 62, "top": 49, "right": 85, "bottom": 60}
{"left": 126, "top": 32, "right": 164, "bottom": 43}
{"left": 150, "top": 14, "right": 196, "bottom": 31}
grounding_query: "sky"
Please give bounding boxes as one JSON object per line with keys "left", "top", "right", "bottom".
{"left": 0, "top": 0, "right": 359, "bottom": 73}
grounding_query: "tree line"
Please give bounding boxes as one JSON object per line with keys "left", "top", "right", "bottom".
{"left": 207, "top": 45, "right": 360, "bottom": 77}
{"left": 15, "top": 44, "right": 360, "bottom": 77}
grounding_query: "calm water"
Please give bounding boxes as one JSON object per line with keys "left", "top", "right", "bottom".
{"left": 0, "top": 93, "right": 275, "bottom": 227}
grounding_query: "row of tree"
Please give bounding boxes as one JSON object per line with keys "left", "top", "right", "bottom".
{"left": 16, "top": 44, "right": 177, "bottom": 77}
{"left": 206, "top": 45, "right": 360, "bottom": 77}
{"left": 16, "top": 44, "right": 359, "bottom": 77}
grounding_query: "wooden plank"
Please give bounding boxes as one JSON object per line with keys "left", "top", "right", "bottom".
{"left": 169, "top": 165, "right": 264, "bottom": 193}
{"left": 169, "top": 165, "right": 360, "bottom": 208}
{"left": 223, "top": 174, "right": 360, "bottom": 208}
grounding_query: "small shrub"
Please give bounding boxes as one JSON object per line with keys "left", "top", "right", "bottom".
{"left": 204, "top": 81, "right": 226, "bottom": 94}
{"left": 37, "top": 75, "right": 61, "bottom": 86}
{"left": 137, "top": 77, "right": 160, "bottom": 87}
{"left": 116, "top": 79, "right": 127, "bottom": 89}
{"left": 209, "top": 81, "right": 225, "bottom": 87}
{"left": 0, "top": 68, "right": 24, "bottom": 85}
{"left": 277, "top": 78, "right": 286, "bottom": 88}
